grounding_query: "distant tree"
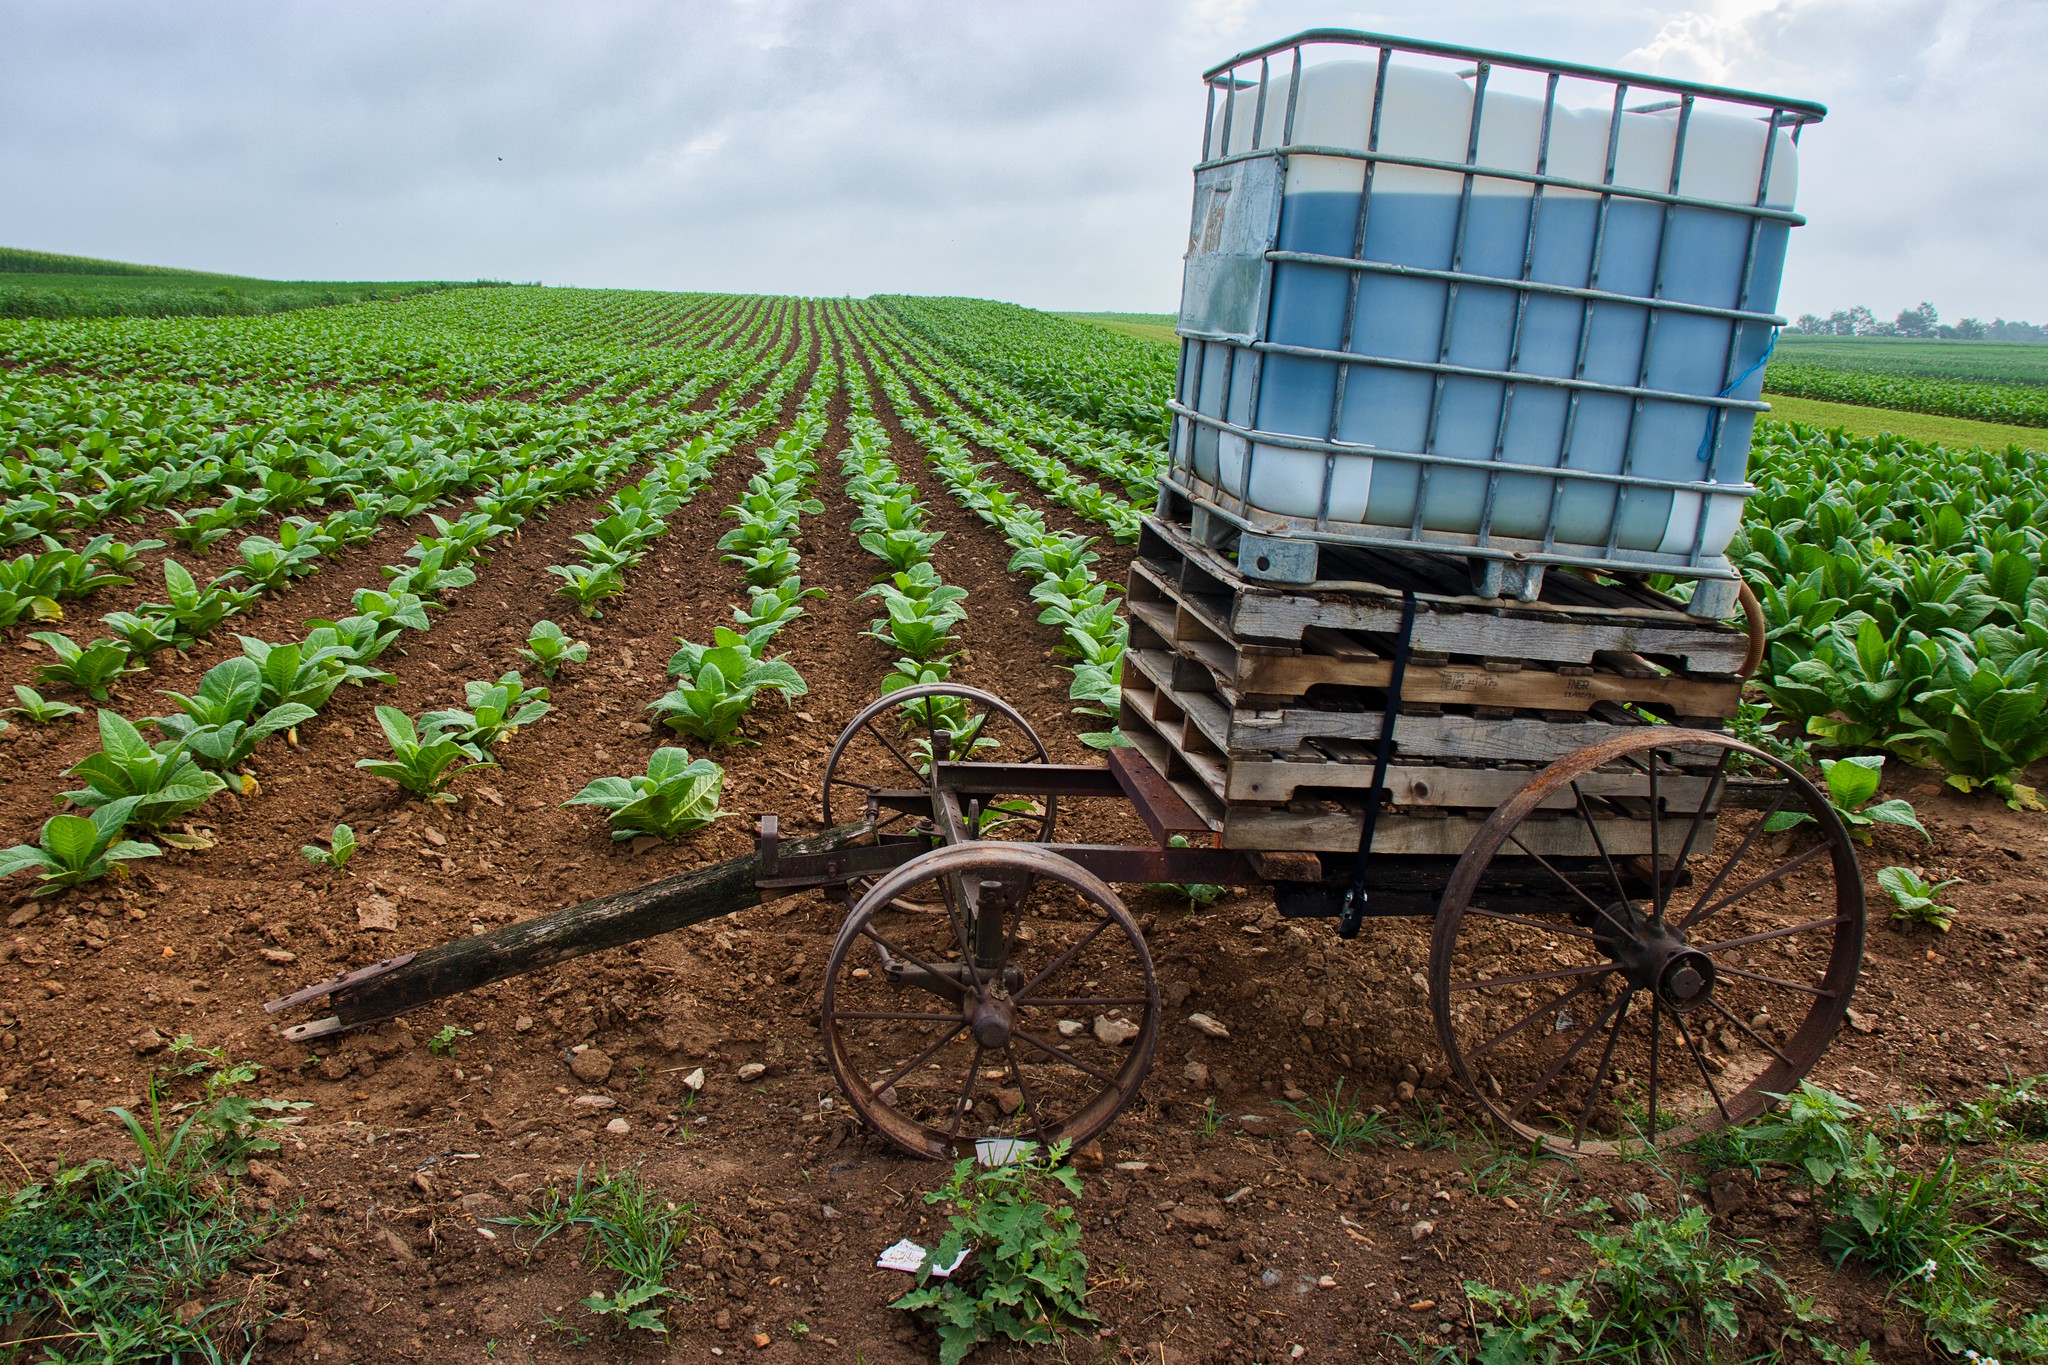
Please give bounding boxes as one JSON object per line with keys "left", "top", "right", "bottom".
{"left": 1845, "top": 305, "right": 1879, "bottom": 336}
{"left": 1894, "top": 301, "right": 1939, "bottom": 337}
{"left": 1793, "top": 313, "right": 1827, "bottom": 335}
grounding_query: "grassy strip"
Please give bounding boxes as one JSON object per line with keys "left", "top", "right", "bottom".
{"left": 1058, "top": 314, "right": 1179, "bottom": 346}
{"left": 1762, "top": 396, "right": 2045, "bottom": 453}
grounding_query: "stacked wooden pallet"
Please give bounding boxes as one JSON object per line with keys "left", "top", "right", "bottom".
{"left": 1116, "top": 517, "right": 1753, "bottom": 857}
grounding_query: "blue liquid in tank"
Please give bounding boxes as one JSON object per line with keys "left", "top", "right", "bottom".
{"left": 1252, "top": 190, "right": 1784, "bottom": 550}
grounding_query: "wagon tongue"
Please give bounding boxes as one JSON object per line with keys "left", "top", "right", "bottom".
{"left": 263, "top": 819, "right": 876, "bottom": 1040}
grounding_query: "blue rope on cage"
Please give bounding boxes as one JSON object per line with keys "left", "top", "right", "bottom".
{"left": 1697, "top": 328, "right": 1778, "bottom": 462}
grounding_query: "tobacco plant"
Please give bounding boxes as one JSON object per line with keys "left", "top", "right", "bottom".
{"left": 565, "top": 747, "right": 726, "bottom": 840}
{"left": 355, "top": 706, "right": 494, "bottom": 801}
{"left": 0, "top": 797, "right": 161, "bottom": 895}
{"left": 62, "top": 711, "right": 227, "bottom": 831}
{"left": 520, "top": 620, "right": 589, "bottom": 677}
{"left": 28, "top": 632, "right": 142, "bottom": 701}
{"left": 147, "top": 657, "right": 317, "bottom": 776}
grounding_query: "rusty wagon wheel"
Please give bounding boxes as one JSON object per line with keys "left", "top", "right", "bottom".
{"left": 822, "top": 683, "right": 1056, "bottom": 909}
{"left": 820, "top": 842, "right": 1159, "bottom": 1160}
{"left": 1429, "top": 730, "right": 1864, "bottom": 1156}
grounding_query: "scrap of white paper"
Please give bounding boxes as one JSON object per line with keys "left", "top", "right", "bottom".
{"left": 876, "top": 1238, "right": 970, "bottom": 1277}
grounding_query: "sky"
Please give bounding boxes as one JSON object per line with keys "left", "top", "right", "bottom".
{"left": 2, "top": 0, "right": 2043, "bottom": 322}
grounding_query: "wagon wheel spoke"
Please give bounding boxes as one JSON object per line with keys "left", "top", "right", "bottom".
{"left": 1502, "top": 832, "right": 1640, "bottom": 941}
{"left": 1661, "top": 748, "right": 1733, "bottom": 922}
{"left": 1681, "top": 844, "right": 1834, "bottom": 933}
{"left": 1012, "top": 917, "right": 1114, "bottom": 1003}
{"left": 1711, "top": 962, "right": 1835, "bottom": 1000}
{"left": 1468, "top": 975, "right": 1609, "bottom": 1063}
{"left": 1011, "top": 1028, "right": 1125, "bottom": 1088}
{"left": 1571, "top": 989, "right": 1635, "bottom": 1150}
{"left": 945, "top": 1045, "right": 987, "bottom": 1141}
{"left": 873, "top": 1023, "right": 968, "bottom": 1094}
{"left": 1675, "top": 788, "right": 1788, "bottom": 928}
{"left": 1570, "top": 780, "right": 1631, "bottom": 910}
{"left": 1704, "top": 996, "right": 1796, "bottom": 1069}
{"left": 863, "top": 719, "right": 924, "bottom": 781}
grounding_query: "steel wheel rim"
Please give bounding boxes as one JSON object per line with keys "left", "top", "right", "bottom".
{"left": 821, "top": 842, "right": 1158, "bottom": 1160}
{"left": 1429, "top": 729, "right": 1864, "bottom": 1156}
{"left": 821, "top": 681, "right": 1056, "bottom": 838}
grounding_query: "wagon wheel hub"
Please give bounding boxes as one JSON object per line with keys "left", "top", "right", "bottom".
{"left": 1598, "top": 904, "right": 1718, "bottom": 1014}
{"left": 968, "top": 991, "right": 1018, "bottom": 1049}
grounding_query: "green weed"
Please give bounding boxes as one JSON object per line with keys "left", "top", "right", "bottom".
{"left": 499, "top": 1166, "right": 691, "bottom": 1337}
{"left": 892, "top": 1139, "right": 1093, "bottom": 1365}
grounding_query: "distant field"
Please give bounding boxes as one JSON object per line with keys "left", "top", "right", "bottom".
{"left": 1762, "top": 394, "right": 2044, "bottom": 452}
{"left": 1058, "top": 311, "right": 1178, "bottom": 345}
{"left": 1775, "top": 333, "right": 2048, "bottom": 386}
{"left": 0, "top": 245, "right": 495, "bottom": 319}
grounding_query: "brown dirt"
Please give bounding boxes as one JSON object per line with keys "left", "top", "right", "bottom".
{"left": 2, "top": 335, "right": 2044, "bottom": 1365}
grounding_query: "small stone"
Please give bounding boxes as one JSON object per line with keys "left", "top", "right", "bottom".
{"left": 752, "top": 1332, "right": 772, "bottom": 1349}
{"left": 259, "top": 947, "right": 296, "bottom": 964}
{"left": 1400, "top": 1063, "right": 1422, "bottom": 1085}
{"left": 1094, "top": 1016, "right": 1140, "bottom": 1046}
{"left": 1396, "top": 1081, "right": 1417, "bottom": 1102}
{"left": 570, "top": 1048, "right": 614, "bottom": 1083}
{"left": 356, "top": 895, "right": 399, "bottom": 931}
{"left": 605, "top": 1117, "right": 631, "bottom": 1135}
{"left": 994, "top": 1088, "right": 1023, "bottom": 1115}
{"left": 131, "top": 1027, "right": 167, "bottom": 1055}
{"left": 459, "top": 1192, "right": 505, "bottom": 1217}
{"left": 1282, "top": 1086, "right": 1308, "bottom": 1102}
{"left": 681, "top": 1067, "right": 706, "bottom": 1092}
{"left": 1847, "top": 1008, "right": 1876, "bottom": 1034}
{"left": 1187, "top": 1013, "right": 1230, "bottom": 1039}
{"left": 1056, "top": 1019, "right": 1085, "bottom": 1038}
{"left": 422, "top": 827, "right": 447, "bottom": 847}
{"left": 571, "top": 1094, "right": 617, "bottom": 1109}
{"left": 514, "top": 1015, "right": 534, "bottom": 1033}
{"left": 736, "top": 1062, "right": 767, "bottom": 1082}
{"left": 1183, "top": 1061, "right": 1210, "bottom": 1087}
{"left": 1259, "top": 1268, "right": 1281, "bottom": 1288}
{"left": 1114, "top": 1160, "right": 1149, "bottom": 1172}
{"left": 1410, "top": 1220, "right": 1434, "bottom": 1241}
{"left": 1318, "top": 1275, "right": 1337, "bottom": 1289}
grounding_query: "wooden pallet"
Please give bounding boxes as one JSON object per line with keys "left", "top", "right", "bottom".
{"left": 1134, "top": 518, "right": 1750, "bottom": 674}
{"left": 1115, "top": 514, "right": 1744, "bottom": 859}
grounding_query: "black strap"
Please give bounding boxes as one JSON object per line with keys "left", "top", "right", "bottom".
{"left": 1340, "top": 588, "right": 1417, "bottom": 937}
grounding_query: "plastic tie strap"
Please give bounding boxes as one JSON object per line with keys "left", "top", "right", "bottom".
{"left": 1696, "top": 328, "right": 1778, "bottom": 463}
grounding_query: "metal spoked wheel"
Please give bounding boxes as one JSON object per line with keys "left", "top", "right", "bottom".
{"left": 822, "top": 683, "right": 1056, "bottom": 908}
{"left": 1429, "top": 730, "right": 1864, "bottom": 1155}
{"left": 820, "top": 842, "right": 1159, "bottom": 1160}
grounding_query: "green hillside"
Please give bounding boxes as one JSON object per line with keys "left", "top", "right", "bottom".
{"left": 0, "top": 245, "right": 499, "bottom": 319}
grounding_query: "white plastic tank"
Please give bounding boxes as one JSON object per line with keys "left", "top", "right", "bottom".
{"left": 1181, "top": 54, "right": 1801, "bottom": 560}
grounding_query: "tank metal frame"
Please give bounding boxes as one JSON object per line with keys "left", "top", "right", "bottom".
{"left": 1167, "top": 29, "right": 1826, "bottom": 606}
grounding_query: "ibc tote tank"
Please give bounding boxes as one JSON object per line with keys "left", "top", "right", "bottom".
{"left": 1169, "top": 32, "right": 1823, "bottom": 610}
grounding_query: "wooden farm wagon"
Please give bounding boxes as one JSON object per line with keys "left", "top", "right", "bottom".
{"left": 271, "top": 30, "right": 1861, "bottom": 1160}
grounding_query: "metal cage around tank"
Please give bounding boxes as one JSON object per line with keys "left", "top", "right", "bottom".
{"left": 1164, "top": 30, "right": 1825, "bottom": 613}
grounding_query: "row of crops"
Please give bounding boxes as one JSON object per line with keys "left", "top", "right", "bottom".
{"left": 0, "top": 287, "right": 2041, "bottom": 892}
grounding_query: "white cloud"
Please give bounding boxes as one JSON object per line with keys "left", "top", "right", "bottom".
{"left": 0, "top": 0, "right": 2039, "bottom": 318}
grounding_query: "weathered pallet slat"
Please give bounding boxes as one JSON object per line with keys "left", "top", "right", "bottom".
{"left": 1134, "top": 520, "right": 1750, "bottom": 672}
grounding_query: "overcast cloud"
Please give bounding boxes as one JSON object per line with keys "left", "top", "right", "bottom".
{"left": 2, "top": 0, "right": 2043, "bottom": 321}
